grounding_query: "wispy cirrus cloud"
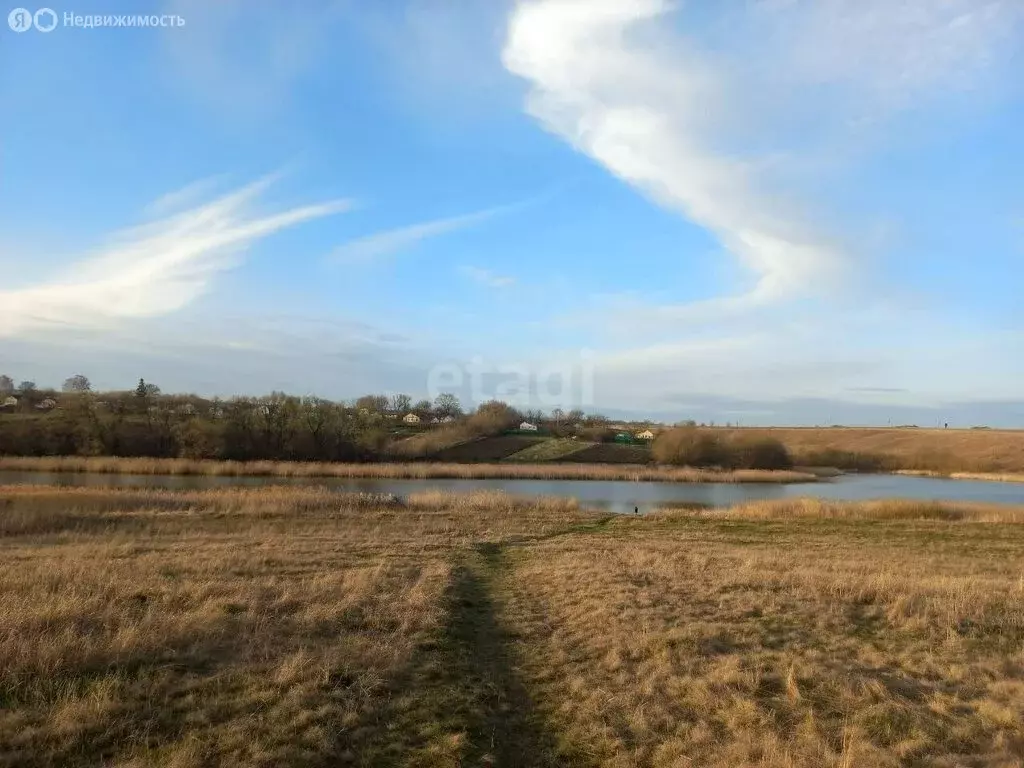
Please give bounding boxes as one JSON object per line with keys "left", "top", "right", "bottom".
{"left": 329, "top": 203, "right": 514, "bottom": 264}
{"left": 0, "top": 177, "right": 352, "bottom": 337}
{"left": 460, "top": 265, "right": 516, "bottom": 288}
{"left": 503, "top": 0, "right": 844, "bottom": 313}
{"left": 502, "top": 0, "right": 1020, "bottom": 325}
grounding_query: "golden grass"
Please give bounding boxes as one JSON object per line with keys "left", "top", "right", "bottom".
{"left": 721, "top": 426, "right": 1024, "bottom": 474}
{"left": 503, "top": 509, "right": 1024, "bottom": 766}
{"left": 651, "top": 497, "right": 1024, "bottom": 524}
{"left": 0, "top": 455, "right": 817, "bottom": 483}
{"left": 3, "top": 486, "right": 1024, "bottom": 766}
{"left": 0, "top": 486, "right": 596, "bottom": 767}
{"left": 896, "top": 469, "right": 1024, "bottom": 484}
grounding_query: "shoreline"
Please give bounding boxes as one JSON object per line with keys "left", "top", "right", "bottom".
{"left": 0, "top": 456, "right": 818, "bottom": 484}
{"left": 893, "top": 469, "right": 1024, "bottom": 484}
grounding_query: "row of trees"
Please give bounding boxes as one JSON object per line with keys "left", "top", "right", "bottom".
{"left": 350, "top": 392, "right": 608, "bottom": 427}
{"left": 0, "top": 373, "right": 93, "bottom": 396}
{"left": 0, "top": 374, "right": 623, "bottom": 461}
{"left": 1, "top": 390, "right": 388, "bottom": 460}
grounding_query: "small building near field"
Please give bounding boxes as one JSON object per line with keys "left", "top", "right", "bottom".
{"left": 613, "top": 432, "right": 633, "bottom": 444}
{"left": 403, "top": 412, "right": 421, "bottom": 424}
{"left": 635, "top": 429, "right": 655, "bottom": 441}
{"left": 1, "top": 396, "right": 18, "bottom": 409}
{"left": 36, "top": 398, "right": 57, "bottom": 411}
{"left": 519, "top": 421, "right": 538, "bottom": 432}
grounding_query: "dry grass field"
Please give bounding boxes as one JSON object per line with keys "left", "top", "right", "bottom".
{"left": 718, "top": 427, "right": 1024, "bottom": 475}
{"left": 2, "top": 486, "right": 1024, "bottom": 766}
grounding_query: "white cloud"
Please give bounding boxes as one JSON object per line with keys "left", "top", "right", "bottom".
{"left": 502, "top": 0, "right": 1019, "bottom": 324}
{"left": 329, "top": 204, "right": 509, "bottom": 264}
{"left": 460, "top": 265, "right": 516, "bottom": 288}
{"left": 502, "top": 0, "right": 848, "bottom": 317}
{"left": 500, "top": 0, "right": 1022, "bottom": 408}
{"left": 0, "top": 177, "right": 352, "bottom": 337}
{"left": 751, "top": 0, "right": 1018, "bottom": 103}
{"left": 142, "top": 174, "right": 230, "bottom": 218}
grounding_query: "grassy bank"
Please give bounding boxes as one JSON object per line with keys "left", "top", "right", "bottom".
{"left": 713, "top": 426, "right": 1024, "bottom": 474}
{"left": 2, "top": 486, "right": 1024, "bottom": 766}
{"left": 0, "top": 455, "right": 816, "bottom": 483}
{"left": 895, "top": 469, "right": 1024, "bottom": 484}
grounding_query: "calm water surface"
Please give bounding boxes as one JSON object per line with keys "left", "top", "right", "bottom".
{"left": 3, "top": 470, "right": 1024, "bottom": 514}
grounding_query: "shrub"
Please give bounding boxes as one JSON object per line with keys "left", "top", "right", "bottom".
{"left": 731, "top": 436, "right": 793, "bottom": 470}
{"left": 652, "top": 428, "right": 792, "bottom": 470}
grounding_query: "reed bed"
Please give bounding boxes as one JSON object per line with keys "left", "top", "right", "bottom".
{"left": 896, "top": 469, "right": 1024, "bottom": 484}
{"left": 650, "top": 497, "right": 1024, "bottom": 523}
{"left": 0, "top": 455, "right": 817, "bottom": 483}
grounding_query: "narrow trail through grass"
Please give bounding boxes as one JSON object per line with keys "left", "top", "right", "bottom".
{"left": 4, "top": 487, "right": 1024, "bottom": 767}
{"left": 351, "top": 543, "right": 566, "bottom": 766}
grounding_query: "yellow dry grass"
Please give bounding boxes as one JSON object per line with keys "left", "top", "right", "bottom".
{"left": 504, "top": 507, "right": 1024, "bottom": 766}
{"left": 0, "top": 455, "right": 816, "bottom": 483}
{"left": 0, "top": 486, "right": 593, "bottom": 767}
{"left": 896, "top": 470, "right": 1024, "bottom": 484}
{"left": 720, "top": 426, "right": 1024, "bottom": 474}
{"left": 653, "top": 497, "right": 1024, "bottom": 523}
{"left": 2, "top": 487, "right": 1024, "bottom": 766}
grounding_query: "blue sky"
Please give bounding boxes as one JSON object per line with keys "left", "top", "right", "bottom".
{"left": 1, "top": 0, "right": 1022, "bottom": 425}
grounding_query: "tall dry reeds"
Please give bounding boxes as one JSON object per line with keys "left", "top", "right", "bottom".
{"left": 650, "top": 497, "right": 1024, "bottom": 523}
{"left": 0, "top": 455, "right": 818, "bottom": 483}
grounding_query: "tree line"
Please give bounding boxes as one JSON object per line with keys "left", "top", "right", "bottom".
{"left": 0, "top": 375, "right": 615, "bottom": 461}
{"left": 1, "top": 374, "right": 793, "bottom": 469}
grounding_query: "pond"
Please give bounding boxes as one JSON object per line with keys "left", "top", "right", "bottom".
{"left": 3, "top": 470, "right": 1024, "bottom": 514}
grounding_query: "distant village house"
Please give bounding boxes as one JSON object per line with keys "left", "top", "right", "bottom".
{"left": 519, "top": 421, "right": 539, "bottom": 432}
{"left": 35, "top": 398, "right": 57, "bottom": 411}
{"left": 635, "top": 429, "right": 655, "bottom": 441}
{"left": 1, "top": 396, "right": 18, "bottom": 409}
{"left": 403, "top": 413, "right": 421, "bottom": 424}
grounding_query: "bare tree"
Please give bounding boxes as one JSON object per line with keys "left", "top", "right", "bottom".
{"left": 0, "top": 375, "right": 13, "bottom": 395}
{"left": 434, "top": 393, "right": 462, "bottom": 418}
{"left": 390, "top": 393, "right": 412, "bottom": 414}
{"left": 62, "top": 374, "right": 92, "bottom": 393}
{"left": 17, "top": 381, "right": 36, "bottom": 395}
{"left": 356, "top": 394, "right": 389, "bottom": 413}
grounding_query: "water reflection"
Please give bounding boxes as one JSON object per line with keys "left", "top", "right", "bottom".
{"left": 2, "top": 471, "right": 1023, "bottom": 514}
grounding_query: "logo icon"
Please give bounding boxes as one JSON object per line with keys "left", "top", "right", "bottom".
{"left": 33, "top": 7, "right": 57, "bottom": 31}
{"left": 8, "top": 7, "right": 32, "bottom": 31}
